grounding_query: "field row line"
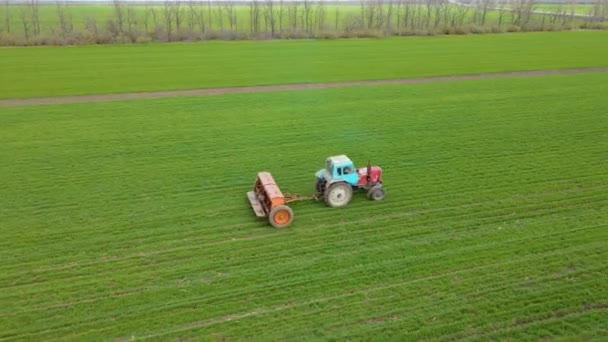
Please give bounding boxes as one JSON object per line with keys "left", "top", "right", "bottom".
{"left": 1, "top": 67, "right": 607, "bottom": 107}
{"left": 4, "top": 240, "right": 603, "bottom": 339}
{"left": 205, "top": 268, "right": 607, "bottom": 339}
{"left": 141, "top": 263, "right": 606, "bottom": 340}
{"left": 133, "top": 242, "right": 607, "bottom": 340}
{"left": 2, "top": 182, "right": 605, "bottom": 280}
{"left": 3, "top": 153, "right": 606, "bottom": 235}
{"left": 2, "top": 220, "right": 605, "bottom": 317}
{"left": 2, "top": 182, "right": 605, "bottom": 281}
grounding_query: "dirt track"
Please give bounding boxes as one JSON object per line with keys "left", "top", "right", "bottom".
{"left": 2, "top": 67, "right": 607, "bottom": 107}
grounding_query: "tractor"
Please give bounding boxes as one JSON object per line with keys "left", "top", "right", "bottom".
{"left": 247, "top": 154, "right": 385, "bottom": 228}
{"left": 315, "top": 155, "right": 385, "bottom": 207}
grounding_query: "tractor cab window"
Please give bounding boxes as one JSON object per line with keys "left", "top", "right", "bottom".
{"left": 325, "top": 159, "right": 333, "bottom": 174}
{"left": 344, "top": 166, "right": 353, "bottom": 174}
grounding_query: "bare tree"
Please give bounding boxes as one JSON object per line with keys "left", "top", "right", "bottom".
{"left": 263, "top": 0, "right": 276, "bottom": 36}
{"left": 19, "top": 6, "right": 30, "bottom": 41}
{"left": 591, "top": 0, "right": 608, "bottom": 21}
{"left": 442, "top": 0, "right": 451, "bottom": 27}
{"left": 174, "top": 0, "right": 184, "bottom": 34}
{"left": 455, "top": 1, "right": 470, "bottom": 26}
{"left": 186, "top": 3, "right": 195, "bottom": 33}
{"left": 3, "top": 0, "right": 10, "bottom": 34}
{"left": 55, "top": 1, "right": 73, "bottom": 39}
{"left": 32, "top": 0, "right": 40, "bottom": 35}
{"left": 423, "top": 0, "right": 433, "bottom": 29}
{"left": 374, "top": 0, "right": 385, "bottom": 30}
{"left": 416, "top": 2, "right": 423, "bottom": 29}
{"left": 198, "top": 0, "right": 206, "bottom": 32}
{"left": 215, "top": 2, "right": 224, "bottom": 32}
{"left": 566, "top": 0, "right": 577, "bottom": 24}
{"left": 479, "top": 0, "right": 493, "bottom": 25}
{"left": 334, "top": 6, "right": 340, "bottom": 31}
{"left": 26, "top": 0, "right": 40, "bottom": 36}
{"left": 396, "top": 0, "right": 402, "bottom": 32}
{"left": 84, "top": 16, "right": 98, "bottom": 36}
{"left": 126, "top": 3, "right": 137, "bottom": 36}
{"left": 386, "top": 0, "right": 394, "bottom": 31}
{"left": 250, "top": 0, "right": 261, "bottom": 33}
{"left": 150, "top": 6, "right": 160, "bottom": 34}
{"left": 402, "top": 0, "right": 412, "bottom": 30}
{"left": 143, "top": 4, "right": 153, "bottom": 33}
{"left": 278, "top": 0, "right": 285, "bottom": 32}
{"left": 112, "top": 0, "right": 125, "bottom": 34}
{"left": 287, "top": 0, "right": 298, "bottom": 31}
{"left": 551, "top": 3, "right": 566, "bottom": 26}
{"left": 224, "top": 0, "right": 237, "bottom": 31}
{"left": 433, "top": 0, "right": 443, "bottom": 28}
{"left": 497, "top": 1, "right": 506, "bottom": 26}
{"left": 206, "top": 0, "right": 212, "bottom": 31}
{"left": 302, "top": 0, "right": 312, "bottom": 33}
{"left": 17, "top": 0, "right": 40, "bottom": 40}
{"left": 316, "top": 0, "right": 326, "bottom": 32}
{"left": 359, "top": 0, "right": 366, "bottom": 28}
{"left": 163, "top": 0, "right": 175, "bottom": 39}
{"left": 511, "top": 0, "right": 536, "bottom": 26}
{"left": 360, "top": 0, "right": 379, "bottom": 29}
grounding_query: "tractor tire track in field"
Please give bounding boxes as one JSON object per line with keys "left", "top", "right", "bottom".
{"left": 1, "top": 67, "right": 607, "bottom": 107}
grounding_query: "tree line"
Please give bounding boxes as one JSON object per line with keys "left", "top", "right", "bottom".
{"left": 1, "top": 0, "right": 607, "bottom": 46}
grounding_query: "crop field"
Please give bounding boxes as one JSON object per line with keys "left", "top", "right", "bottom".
{"left": 1, "top": 35, "right": 608, "bottom": 340}
{"left": 2, "top": 30, "right": 608, "bottom": 99}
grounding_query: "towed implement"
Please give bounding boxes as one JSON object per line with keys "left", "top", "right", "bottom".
{"left": 247, "top": 172, "right": 295, "bottom": 228}
{"left": 247, "top": 155, "right": 385, "bottom": 228}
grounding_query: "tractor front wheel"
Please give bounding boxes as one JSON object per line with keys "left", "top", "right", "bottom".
{"left": 268, "top": 205, "right": 294, "bottom": 228}
{"left": 367, "top": 185, "right": 386, "bottom": 201}
{"left": 324, "top": 182, "right": 353, "bottom": 208}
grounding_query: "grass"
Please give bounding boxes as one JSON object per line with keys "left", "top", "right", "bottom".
{"left": 1, "top": 71, "right": 607, "bottom": 340}
{"left": 1, "top": 30, "right": 608, "bottom": 99}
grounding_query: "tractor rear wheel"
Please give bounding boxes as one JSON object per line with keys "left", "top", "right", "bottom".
{"left": 367, "top": 185, "right": 386, "bottom": 201}
{"left": 268, "top": 205, "right": 294, "bottom": 228}
{"left": 324, "top": 182, "right": 353, "bottom": 208}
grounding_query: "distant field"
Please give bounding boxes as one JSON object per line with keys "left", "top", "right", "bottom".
{"left": 529, "top": 3, "right": 596, "bottom": 14}
{"left": 1, "top": 30, "right": 608, "bottom": 99}
{"left": 1, "top": 71, "right": 607, "bottom": 340}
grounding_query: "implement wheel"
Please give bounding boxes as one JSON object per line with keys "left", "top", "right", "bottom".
{"left": 324, "top": 182, "right": 353, "bottom": 208}
{"left": 268, "top": 205, "right": 294, "bottom": 228}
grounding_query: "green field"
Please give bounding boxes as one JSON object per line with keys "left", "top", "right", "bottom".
{"left": 1, "top": 30, "right": 608, "bottom": 99}
{"left": 1, "top": 66, "right": 608, "bottom": 339}
{"left": 529, "top": 3, "right": 596, "bottom": 14}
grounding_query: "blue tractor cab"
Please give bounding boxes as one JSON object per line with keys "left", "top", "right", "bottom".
{"left": 315, "top": 155, "right": 358, "bottom": 186}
